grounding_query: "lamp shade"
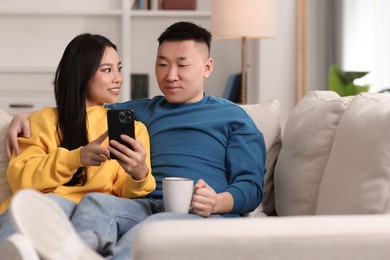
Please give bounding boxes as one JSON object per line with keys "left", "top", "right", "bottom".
{"left": 211, "top": 0, "right": 276, "bottom": 39}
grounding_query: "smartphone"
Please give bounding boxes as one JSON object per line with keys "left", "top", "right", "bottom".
{"left": 107, "top": 109, "right": 135, "bottom": 160}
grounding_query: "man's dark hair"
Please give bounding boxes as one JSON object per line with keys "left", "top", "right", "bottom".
{"left": 158, "top": 21, "right": 212, "bottom": 55}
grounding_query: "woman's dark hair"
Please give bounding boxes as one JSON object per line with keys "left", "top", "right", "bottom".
{"left": 157, "top": 21, "right": 212, "bottom": 55}
{"left": 54, "top": 33, "right": 116, "bottom": 186}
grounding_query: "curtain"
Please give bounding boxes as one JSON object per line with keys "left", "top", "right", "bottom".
{"left": 341, "top": 0, "right": 390, "bottom": 92}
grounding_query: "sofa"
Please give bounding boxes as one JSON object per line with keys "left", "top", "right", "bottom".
{"left": 1, "top": 90, "right": 390, "bottom": 259}
{"left": 131, "top": 91, "right": 390, "bottom": 260}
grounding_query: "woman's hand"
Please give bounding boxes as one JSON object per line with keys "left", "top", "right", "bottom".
{"left": 80, "top": 132, "right": 110, "bottom": 167}
{"left": 6, "top": 112, "right": 32, "bottom": 159}
{"left": 108, "top": 135, "right": 149, "bottom": 180}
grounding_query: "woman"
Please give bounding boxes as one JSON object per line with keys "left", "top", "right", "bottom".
{"left": 0, "top": 33, "right": 155, "bottom": 253}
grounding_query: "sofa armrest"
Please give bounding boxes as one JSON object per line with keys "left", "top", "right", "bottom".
{"left": 132, "top": 215, "right": 390, "bottom": 260}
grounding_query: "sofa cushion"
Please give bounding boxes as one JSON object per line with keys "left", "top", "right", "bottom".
{"left": 133, "top": 215, "right": 390, "bottom": 260}
{"left": 274, "top": 91, "right": 353, "bottom": 216}
{"left": 241, "top": 100, "right": 282, "bottom": 216}
{"left": 317, "top": 93, "right": 390, "bottom": 214}
{"left": 0, "top": 109, "right": 13, "bottom": 203}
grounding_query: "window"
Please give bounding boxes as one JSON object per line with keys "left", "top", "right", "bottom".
{"left": 341, "top": 0, "right": 390, "bottom": 92}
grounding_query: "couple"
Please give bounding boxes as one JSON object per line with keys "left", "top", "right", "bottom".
{"left": 2, "top": 21, "right": 266, "bottom": 259}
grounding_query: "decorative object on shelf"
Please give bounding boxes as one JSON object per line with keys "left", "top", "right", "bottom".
{"left": 131, "top": 74, "right": 149, "bottom": 99}
{"left": 162, "top": 0, "right": 196, "bottom": 10}
{"left": 211, "top": 0, "right": 276, "bottom": 104}
{"left": 150, "top": 0, "right": 161, "bottom": 10}
{"left": 328, "top": 64, "right": 370, "bottom": 96}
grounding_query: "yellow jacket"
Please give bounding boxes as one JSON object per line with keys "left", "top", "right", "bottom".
{"left": 1, "top": 106, "right": 155, "bottom": 214}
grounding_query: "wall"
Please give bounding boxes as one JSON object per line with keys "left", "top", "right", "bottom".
{"left": 173, "top": 0, "right": 298, "bottom": 129}
{"left": 257, "top": 0, "right": 297, "bottom": 129}
{"left": 0, "top": 0, "right": 299, "bottom": 128}
{"left": 130, "top": 0, "right": 299, "bottom": 129}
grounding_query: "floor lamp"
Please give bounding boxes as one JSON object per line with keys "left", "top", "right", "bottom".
{"left": 211, "top": 0, "right": 276, "bottom": 104}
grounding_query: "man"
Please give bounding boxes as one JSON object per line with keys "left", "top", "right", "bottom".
{"left": 4, "top": 22, "right": 266, "bottom": 259}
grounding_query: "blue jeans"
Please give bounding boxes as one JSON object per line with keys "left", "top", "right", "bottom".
{"left": 115, "top": 212, "right": 223, "bottom": 260}
{"left": 0, "top": 210, "right": 13, "bottom": 245}
{"left": 0, "top": 192, "right": 157, "bottom": 258}
{"left": 70, "top": 192, "right": 163, "bottom": 258}
{"left": 1, "top": 192, "right": 223, "bottom": 259}
{"left": 0, "top": 193, "right": 77, "bottom": 246}
{"left": 73, "top": 193, "right": 223, "bottom": 260}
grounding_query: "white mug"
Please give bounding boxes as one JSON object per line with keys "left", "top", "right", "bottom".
{"left": 162, "top": 177, "right": 194, "bottom": 214}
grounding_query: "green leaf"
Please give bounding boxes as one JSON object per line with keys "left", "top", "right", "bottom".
{"left": 328, "top": 64, "right": 370, "bottom": 96}
{"left": 354, "top": 84, "right": 370, "bottom": 95}
{"left": 329, "top": 65, "right": 347, "bottom": 95}
{"left": 345, "top": 71, "right": 369, "bottom": 83}
{"left": 345, "top": 82, "right": 356, "bottom": 96}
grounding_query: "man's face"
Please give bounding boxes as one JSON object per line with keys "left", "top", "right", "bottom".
{"left": 155, "top": 40, "right": 213, "bottom": 104}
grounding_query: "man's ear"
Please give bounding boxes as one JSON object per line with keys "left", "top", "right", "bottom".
{"left": 204, "top": 58, "right": 214, "bottom": 78}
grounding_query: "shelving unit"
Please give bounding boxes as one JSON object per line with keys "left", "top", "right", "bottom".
{"left": 0, "top": 9, "right": 122, "bottom": 16}
{"left": 0, "top": 0, "right": 242, "bottom": 115}
{"left": 0, "top": 0, "right": 130, "bottom": 115}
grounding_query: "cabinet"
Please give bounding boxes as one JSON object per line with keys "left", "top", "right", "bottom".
{"left": 0, "top": 0, "right": 242, "bottom": 115}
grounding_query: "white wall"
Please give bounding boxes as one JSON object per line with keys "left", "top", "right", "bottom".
{"left": 200, "top": 0, "right": 298, "bottom": 129}
{"left": 257, "top": 0, "right": 297, "bottom": 129}
{"left": 0, "top": 0, "right": 299, "bottom": 127}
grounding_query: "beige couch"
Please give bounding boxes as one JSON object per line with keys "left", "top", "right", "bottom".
{"left": 132, "top": 91, "right": 390, "bottom": 260}
{"left": 1, "top": 91, "right": 390, "bottom": 259}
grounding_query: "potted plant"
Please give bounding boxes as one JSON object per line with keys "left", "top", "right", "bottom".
{"left": 328, "top": 64, "right": 370, "bottom": 96}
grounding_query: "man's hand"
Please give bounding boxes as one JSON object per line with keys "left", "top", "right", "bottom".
{"left": 191, "top": 179, "right": 234, "bottom": 217}
{"left": 108, "top": 135, "right": 149, "bottom": 181}
{"left": 80, "top": 132, "right": 110, "bottom": 167}
{"left": 6, "top": 112, "right": 32, "bottom": 159}
{"left": 191, "top": 179, "right": 217, "bottom": 217}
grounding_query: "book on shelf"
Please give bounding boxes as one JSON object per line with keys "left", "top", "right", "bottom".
{"left": 132, "top": 0, "right": 148, "bottom": 10}
{"left": 132, "top": 0, "right": 161, "bottom": 10}
{"left": 132, "top": 0, "right": 196, "bottom": 10}
{"left": 223, "top": 73, "right": 242, "bottom": 103}
{"left": 131, "top": 74, "right": 149, "bottom": 100}
{"left": 162, "top": 0, "right": 196, "bottom": 10}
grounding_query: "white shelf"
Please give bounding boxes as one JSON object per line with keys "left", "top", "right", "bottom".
{"left": 0, "top": 67, "right": 55, "bottom": 74}
{"left": 0, "top": 8, "right": 122, "bottom": 16}
{"left": 0, "top": 8, "right": 210, "bottom": 17}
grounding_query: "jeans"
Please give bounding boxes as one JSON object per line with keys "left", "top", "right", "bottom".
{"left": 115, "top": 212, "right": 223, "bottom": 260}
{"left": 0, "top": 193, "right": 77, "bottom": 246}
{"left": 69, "top": 192, "right": 163, "bottom": 258}
{"left": 0, "top": 210, "right": 13, "bottom": 246}
{"left": 1, "top": 192, "right": 223, "bottom": 259}
{"left": 73, "top": 193, "right": 223, "bottom": 260}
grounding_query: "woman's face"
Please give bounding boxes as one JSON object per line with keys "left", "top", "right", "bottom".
{"left": 86, "top": 47, "right": 123, "bottom": 106}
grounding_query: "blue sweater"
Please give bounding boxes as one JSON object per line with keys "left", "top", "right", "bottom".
{"left": 107, "top": 93, "right": 266, "bottom": 216}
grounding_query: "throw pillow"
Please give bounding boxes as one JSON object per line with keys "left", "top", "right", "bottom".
{"left": 316, "top": 93, "right": 390, "bottom": 214}
{"left": 241, "top": 100, "right": 282, "bottom": 216}
{"left": 274, "top": 91, "right": 353, "bottom": 216}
